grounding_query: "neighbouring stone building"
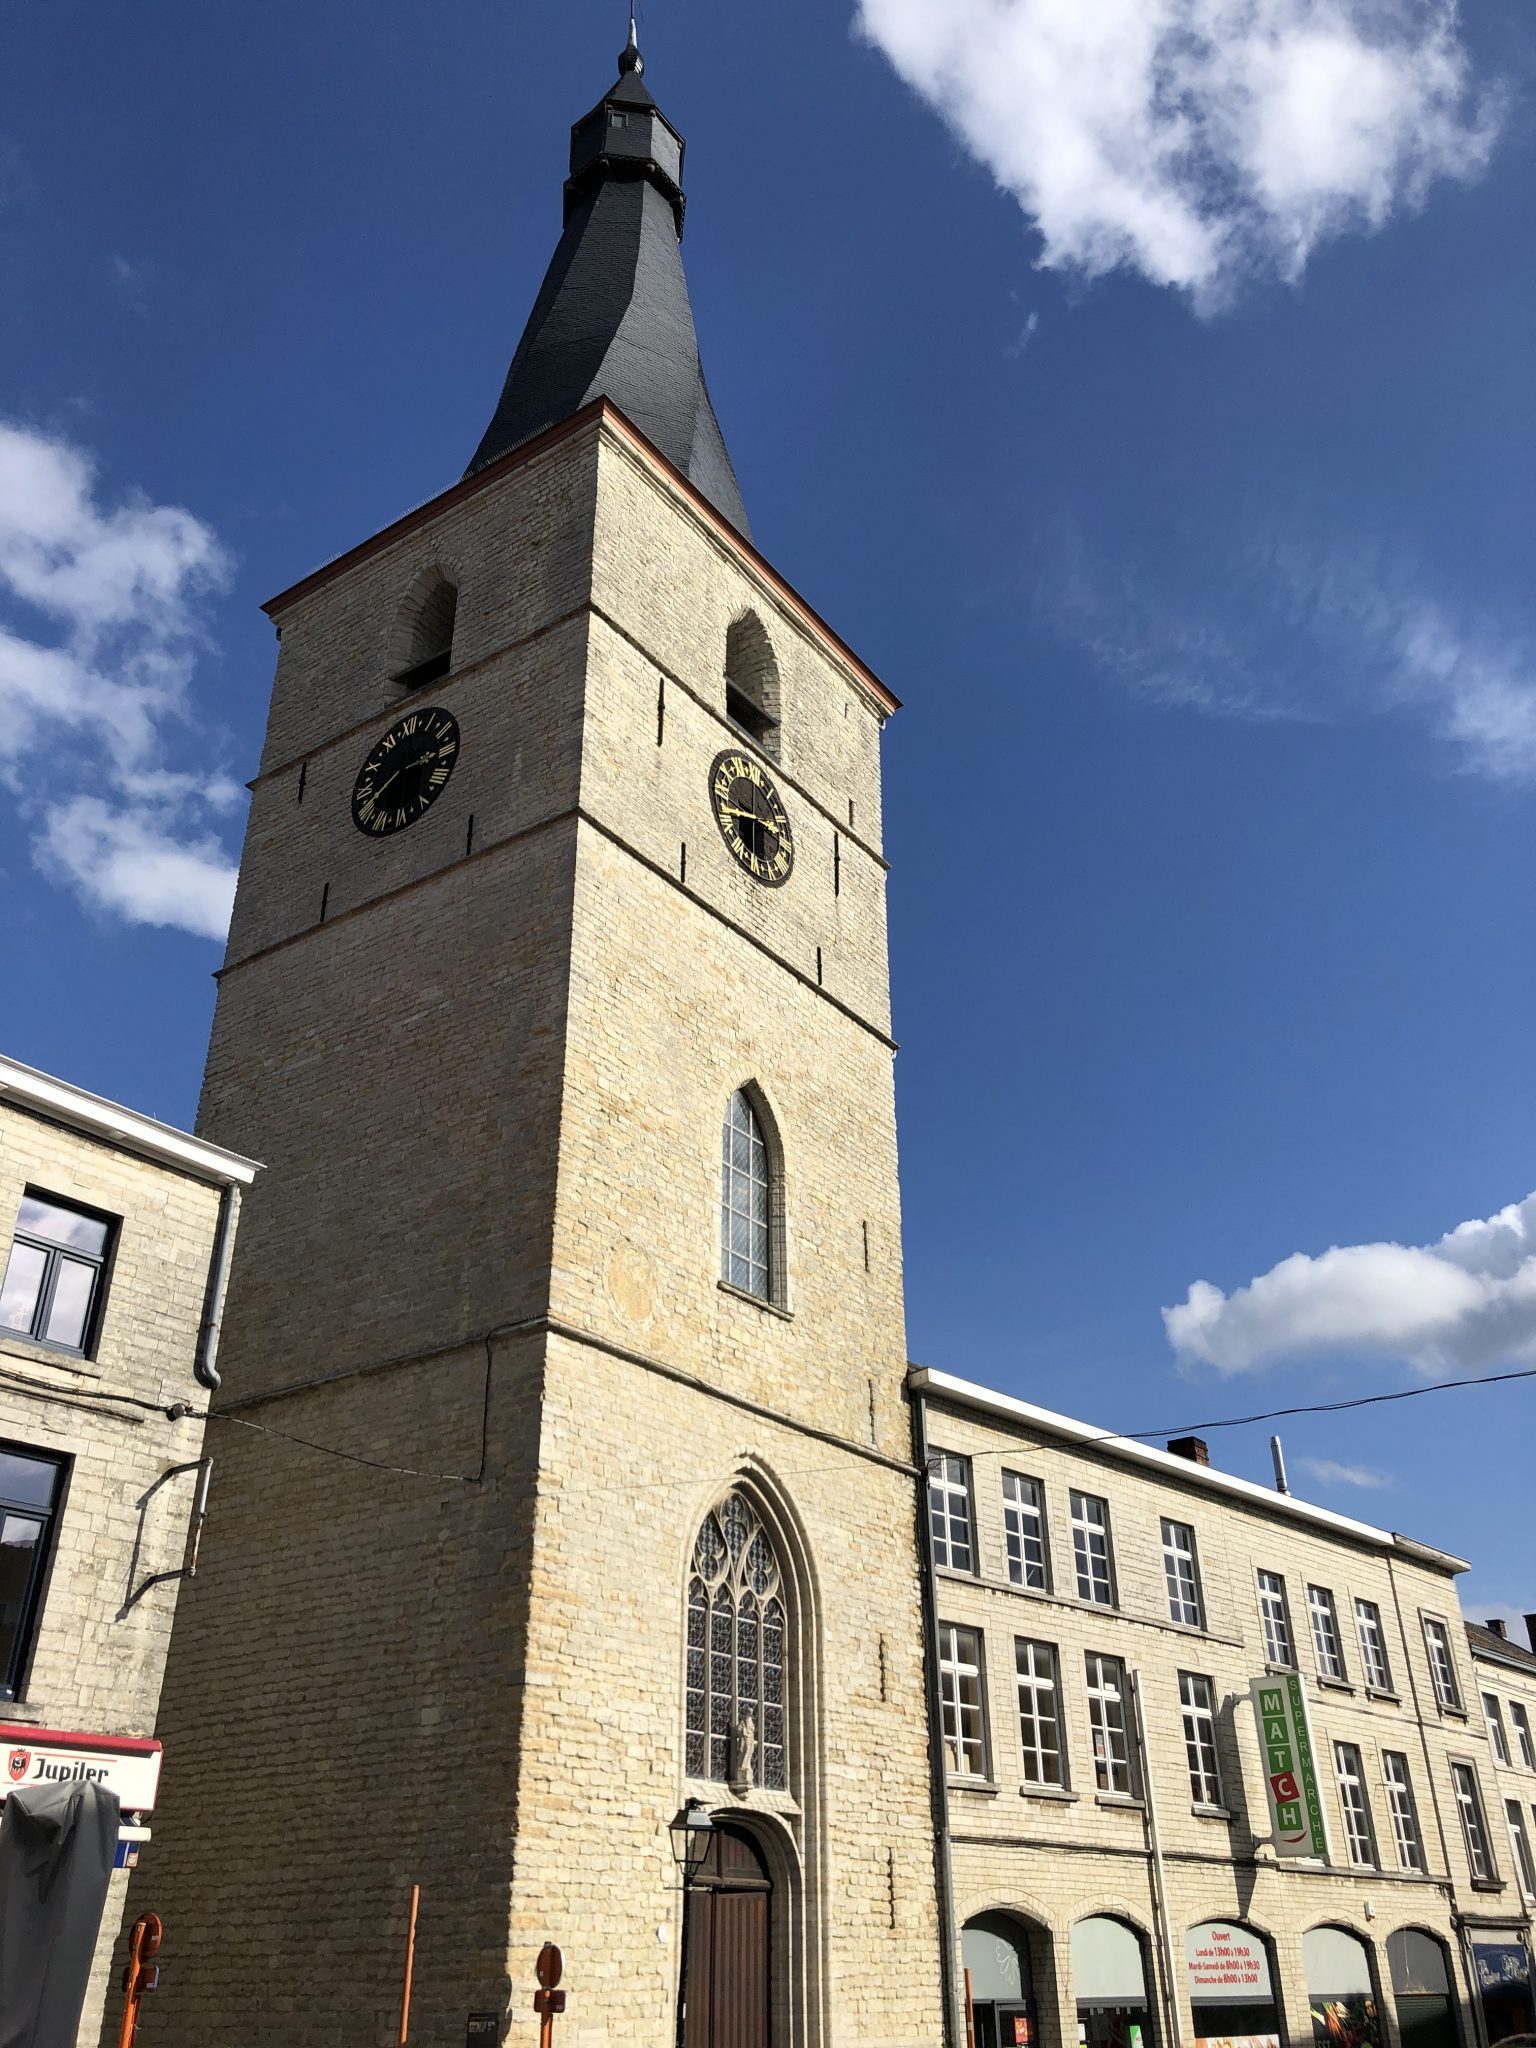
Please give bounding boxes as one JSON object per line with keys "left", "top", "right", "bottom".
{"left": 912, "top": 1366, "right": 1531, "bottom": 2048}
{"left": 134, "top": 27, "right": 947, "bottom": 2048}
{"left": 0, "top": 1051, "right": 256, "bottom": 2042}
{"left": 1464, "top": 1618, "right": 1536, "bottom": 2043}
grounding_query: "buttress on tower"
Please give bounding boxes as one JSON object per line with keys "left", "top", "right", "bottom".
{"left": 139, "top": 33, "right": 947, "bottom": 2048}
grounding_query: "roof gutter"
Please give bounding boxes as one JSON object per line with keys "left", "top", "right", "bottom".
{"left": 911, "top": 1383, "right": 963, "bottom": 2048}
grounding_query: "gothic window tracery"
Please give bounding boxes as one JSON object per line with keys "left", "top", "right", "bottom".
{"left": 685, "top": 1491, "right": 787, "bottom": 1790}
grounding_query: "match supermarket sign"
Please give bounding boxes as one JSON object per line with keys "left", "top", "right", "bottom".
{"left": 0, "top": 1724, "right": 163, "bottom": 1813}
{"left": 1250, "top": 1676, "right": 1330, "bottom": 1861}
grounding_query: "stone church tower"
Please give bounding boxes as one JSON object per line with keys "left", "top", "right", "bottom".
{"left": 137, "top": 31, "right": 947, "bottom": 2048}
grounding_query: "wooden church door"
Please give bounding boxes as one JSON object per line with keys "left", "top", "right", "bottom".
{"left": 683, "top": 1825, "right": 772, "bottom": 2048}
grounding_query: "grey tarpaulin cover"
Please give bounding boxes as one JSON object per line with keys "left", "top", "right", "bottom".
{"left": 0, "top": 1780, "right": 120, "bottom": 2048}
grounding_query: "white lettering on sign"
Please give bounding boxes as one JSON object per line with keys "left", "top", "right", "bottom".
{"left": 1185, "top": 1925, "right": 1273, "bottom": 2002}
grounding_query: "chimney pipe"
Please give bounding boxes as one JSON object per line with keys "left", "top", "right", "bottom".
{"left": 1270, "top": 1436, "right": 1290, "bottom": 1495}
{"left": 1167, "top": 1436, "right": 1210, "bottom": 1467}
{"left": 1486, "top": 1619, "right": 1508, "bottom": 1640}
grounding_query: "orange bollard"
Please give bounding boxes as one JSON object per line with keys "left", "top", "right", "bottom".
{"left": 117, "top": 1913, "right": 163, "bottom": 2048}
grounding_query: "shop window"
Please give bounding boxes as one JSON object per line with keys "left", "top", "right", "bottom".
{"left": 1002, "top": 1471, "right": 1048, "bottom": 1591}
{"left": 0, "top": 1191, "right": 115, "bottom": 1356}
{"left": 928, "top": 1455, "right": 974, "bottom": 1574}
{"left": 963, "top": 1912, "right": 1039, "bottom": 2048}
{"left": 0, "top": 1446, "right": 67, "bottom": 1697}
{"left": 1387, "top": 1931, "right": 1458, "bottom": 2048}
{"left": 1303, "top": 1926, "right": 1381, "bottom": 2048}
{"left": 1185, "top": 1922, "right": 1280, "bottom": 2048}
{"left": 1073, "top": 1916, "right": 1154, "bottom": 2048}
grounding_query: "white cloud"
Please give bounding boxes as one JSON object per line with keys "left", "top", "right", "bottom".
{"left": 1298, "top": 1456, "right": 1392, "bottom": 1490}
{"left": 0, "top": 420, "right": 240, "bottom": 939}
{"left": 1165, "top": 1191, "right": 1536, "bottom": 1375}
{"left": 854, "top": 0, "right": 1499, "bottom": 304}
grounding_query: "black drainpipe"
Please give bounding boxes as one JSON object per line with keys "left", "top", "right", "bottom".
{"left": 911, "top": 1379, "right": 963, "bottom": 2048}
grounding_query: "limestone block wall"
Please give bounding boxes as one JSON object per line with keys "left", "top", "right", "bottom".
{"left": 0, "top": 1099, "right": 229, "bottom": 2045}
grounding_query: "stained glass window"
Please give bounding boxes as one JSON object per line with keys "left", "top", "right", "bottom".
{"left": 685, "top": 1492, "right": 787, "bottom": 1790}
{"left": 722, "top": 1092, "right": 772, "bottom": 1300}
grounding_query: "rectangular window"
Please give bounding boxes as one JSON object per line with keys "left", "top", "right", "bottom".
{"left": 1085, "top": 1651, "right": 1134, "bottom": 1795}
{"left": 1483, "top": 1693, "right": 1511, "bottom": 1765}
{"left": 1258, "top": 1571, "right": 1294, "bottom": 1668}
{"left": 1383, "top": 1751, "right": 1426, "bottom": 1873}
{"left": 1452, "top": 1761, "right": 1494, "bottom": 1880}
{"left": 927, "top": 1455, "right": 974, "bottom": 1574}
{"left": 1355, "top": 1600, "right": 1392, "bottom": 1692}
{"left": 938, "top": 1624, "right": 987, "bottom": 1777}
{"left": 1002, "top": 1472, "right": 1049, "bottom": 1591}
{"left": 1424, "top": 1618, "right": 1462, "bottom": 1709}
{"left": 0, "top": 1192, "right": 114, "bottom": 1356}
{"left": 1015, "top": 1638, "right": 1064, "bottom": 1786}
{"left": 1512, "top": 1703, "right": 1536, "bottom": 1771}
{"left": 1070, "top": 1491, "right": 1115, "bottom": 1606}
{"left": 1180, "top": 1671, "right": 1223, "bottom": 1806}
{"left": 0, "top": 1446, "right": 67, "bottom": 1698}
{"left": 1308, "top": 1586, "right": 1347, "bottom": 1681}
{"left": 1161, "top": 1519, "right": 1204, "bottom": 1628}
{"left": 1334, "top": 1742, "right": 1377, "bottom": 1867}
{"left": 1506, "top": 1802, "right": 1536, "bottom": 1898}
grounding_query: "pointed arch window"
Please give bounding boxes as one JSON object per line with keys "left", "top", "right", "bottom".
{"left": 721, "top": 1090, "right": 777, "bottom": 1301}
{"left": 393, "top": 573, "right": 458, "bottom": 692}
{"left": 685, "top": 1492, "right": 787, "bottom": 1790}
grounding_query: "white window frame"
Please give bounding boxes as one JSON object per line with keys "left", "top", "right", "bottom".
{"left": 1002, "top": 1471, "right": 1049, "bottom": 1592}
{"left": 1512, "top": 1702, "right": 1536, "bottom": 1771}
{"left": 938, "top": 1623, "right": 988, "bottom": 1778}
{"left": 1424, "top": 1616, "right": 1463, "bottom": 1710}
{"left": 1383, "top": 1750, "right": 1426, "bottom": 1873}
{"left": 928, "top": 1454, "right": 975, "bottom": 1575}
{"left": 1483, "top": 1692, "right": 1511, "bottom": 1766}
{"left": 1070, "top": 1490, "right": 1116, "bottom": 1607}
{"left": 1258, "top": 1570, "right": 1295, "bottom": 1669}
{"left": 1161, "top": 1519, "right": 1204, "bottom": 1629}
{"left": 1309, "top": 1585, "right": 1347, "bottom": 1681}
{"left": 1015, "top": 1637, "right": 1064, "bottom": 1787}
{"left": 1179, "top": 1671, "right": 1223, "bottom": 1807}
{"left": 1355, "top": 1599, "right": 1392, "bottom": 1692}
{"left": 1334, "top": 1741, "right": 1377, "bottom": 1867}
{"left": 1085, "top": 1650, "right": 1134, "bottom": 1796}
{"left": 1452, "top": 1760, "right": 1495, "bottom": 1881}
{"left": 1506, "top": 1800, "right": 1536, "bottom": 1899}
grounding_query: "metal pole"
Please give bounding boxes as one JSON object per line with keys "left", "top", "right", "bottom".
{"left": 675, "top": 1877, "right": 693, "bottom": 2048}
{"left": 399, "top": 1884, "right": 420, "bottom": 2046}
{"left": 1130, "top": 1671, "right": 1184, "bottom": 2048}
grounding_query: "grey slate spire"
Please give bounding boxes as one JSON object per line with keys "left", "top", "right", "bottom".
{"left": 464, "top": 30, "right": 751, "bottom": 539}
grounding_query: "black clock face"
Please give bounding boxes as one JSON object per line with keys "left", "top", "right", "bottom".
{"left": 352, "top": 708, "right": 460, "bottom": 837}
{"left": 709, "top": 750, "right": 794, "bottom": 886}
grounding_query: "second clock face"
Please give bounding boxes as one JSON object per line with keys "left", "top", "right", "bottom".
{"left": 352, "top": 708, "right": 460, "bottom": 837}
{"left": 709, "top": 750, "right": 794, "bottom": 886}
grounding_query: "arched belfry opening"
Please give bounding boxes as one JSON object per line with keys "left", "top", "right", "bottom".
{"left": 392, "top": 570, "right": 458, "bottom": 691}
{"left": 724, "top": 613, "right": 781, "bottom": 756}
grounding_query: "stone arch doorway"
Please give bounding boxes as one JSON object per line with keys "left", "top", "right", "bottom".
{"left": 683, "top": 1824, "right": 772, "bottom": 2048}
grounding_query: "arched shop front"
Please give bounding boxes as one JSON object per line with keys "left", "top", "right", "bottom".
{"left": 1386, "top": 1931, "right": 1459, "bottom": 2048}
{"left": 963, "top": 1913, "right": 1039, "bottom": 2048}
{"left": 1073, "top": 1916, "right": 1155, "bottom": 2048}
{"left": 1184, "top": 1922, "right": 1281, "bottom": 2048}
{"left": 1304, "top": 1927, "right": 1381, "bottom": 2048}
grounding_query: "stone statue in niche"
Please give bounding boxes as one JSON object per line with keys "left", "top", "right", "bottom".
{"left": 732, "top": 1709, "right": 757, "bottom": 1791}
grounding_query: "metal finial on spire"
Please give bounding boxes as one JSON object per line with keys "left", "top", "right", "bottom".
{"left": 619, "top": 13, "right": 643, "bottom": 74}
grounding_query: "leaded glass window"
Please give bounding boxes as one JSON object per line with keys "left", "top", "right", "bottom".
{"left": 722, "top": 1092, "right": 772, "bottom": 1299}
{"left": 685, "top": 1492, "right": 787, "bottom": 1790}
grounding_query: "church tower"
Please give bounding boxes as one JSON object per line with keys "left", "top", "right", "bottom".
{"left": 140, "top": 31, "right": 947, "bottom": 2048}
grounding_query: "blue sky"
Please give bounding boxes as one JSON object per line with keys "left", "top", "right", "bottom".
{"left": 0, "top": 2, "right": 1531, "bottom": 1616}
